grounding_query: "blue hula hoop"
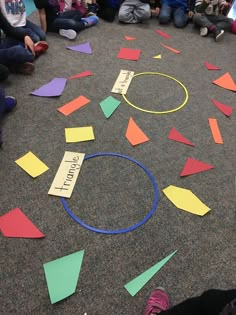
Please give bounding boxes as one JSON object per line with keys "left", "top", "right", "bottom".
{"left": 61, "top": 152, "right": 159, "bottom": 234}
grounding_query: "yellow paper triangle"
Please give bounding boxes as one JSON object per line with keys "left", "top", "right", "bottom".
{"left": 153, "top": 54, "right": 161, "bottom": 59}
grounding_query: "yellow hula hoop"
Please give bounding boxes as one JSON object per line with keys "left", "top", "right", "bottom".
{"left": 122, "top": 72, "right": 189, "bottom": 114}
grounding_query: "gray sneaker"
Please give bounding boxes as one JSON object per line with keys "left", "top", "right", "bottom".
{"left": 59, "top": 29, "right": 77, "bottom": 40}
{"left": 200, "top": 26, "right": 208, "bottom": 36}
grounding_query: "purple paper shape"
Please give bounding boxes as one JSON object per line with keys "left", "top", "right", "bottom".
{"left": 31, "top": 78, "right": 67, "bottom": 97}
{"left": 66, "top": 42, "right": 92, "bottom": 54}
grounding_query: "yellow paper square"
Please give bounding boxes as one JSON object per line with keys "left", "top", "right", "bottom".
{"left": 15, "top": 151, "right": 49, "bottom": 178}
{"left": 65, "top": 126, "right": 95, "bottom": 143}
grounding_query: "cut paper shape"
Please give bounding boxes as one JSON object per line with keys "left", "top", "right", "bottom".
{"left": 208, "top": 118, "right": 223, "bottom": 144}
{"left": 65, "top": 126, "right": 95, "bottom": 143}
{"left": 111, "top": 69, "right": 134, "bottom": 94}
{"left": 181, "top": 157, "right": 214, "bottom": 177}
{"left": 126, "top": 117, "right": 149, "bottom": 146}
{"left": 58, "top": 95, "right": 90, "bottom": 116}
{"left": 0, "top": 208, "right": 45, "bottom": 238}
{"left": 211, "top": 99, "right": 233, "bottom": 117}
{"left": 156, "top": 30, "right": 171, "bottom": 39}
{"left": 163, "top": 185, "right": 210, "bottom": 216}
{"left": 43, "top": 250, "right": 84, "bottom": 304}
{"left": 124, "top": 250, "right": 177, "bottom": 296}
{"left": 117, "top": 48, "right": 141, "bottom": 61}
{"left": 99, "top": 96, "right": 121, "bottom": 118}
{"left": 204, "top": 61, "right": 221, "bottom": 70}
{"left": 15, "top": 151, "right": 49, "bottom": 178}
{"left": 153, "top": 54, "right": 161, "bottom": 59}
{"left": 213, "top": 72, "right": 236, "bottom": 92}
{"left": 168, "top": 128, "right": 195, "bottom": 146}
{"left": 68, "top": 70, "right": 93, "bottom": 79}
{"left": 125, "top": 36, "right": 136, "bottom": 40}
{"left": 31, "top": 78, "right": 67, "bottom": 97}
{"left": 66, "top": 42, "right": 92, "bottom": 54}
{"left": 160, "top": 43, "right": 180, "bottom": 54}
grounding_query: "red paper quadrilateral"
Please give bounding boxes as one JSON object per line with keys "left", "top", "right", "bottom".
{"left": 168, "top": 128, "right": 195, "bottom": 146}
{"left": 0, "top": 208, "right": 45, "bottom": 238}
{"left": 180, "top": 157, "right": 214, "bottom": 177}
{"left": 68, "top": 71, "right": 93, "bottom": 80}
{"left": 126, "top": 117, "right": 149, "bottom": 146}
{"left": 211, "top": 99, "right": 233, "bottom": 117}
{"left": 125, "top": 36, "right": 136, "bottom": 40}
{"left": 156, "top": 30, "right": 171, "bottom": 39}
{"left": 117, "top": 48, "right": 141, "bottom": 61}
{"left": 204, "top": 62, "right": 221, "bottom": 70}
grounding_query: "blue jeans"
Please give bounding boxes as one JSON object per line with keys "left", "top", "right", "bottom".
{"left": 49, "top": 10, "right": 85, "bottom": 32}
{"left": 17, "top": 20, "right": 46, "bottom": 43}
{"left": 159, "top": 4, "right": 188, "bottom": 28}
{"left": 0, "top": 39, "right": 34, "bottom": 65}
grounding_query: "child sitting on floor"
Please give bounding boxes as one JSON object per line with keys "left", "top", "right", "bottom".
{"left": 118, "top": 0, "right": 151, "bottom": 23}
{"left": 59, "top": 0, "right": 88, "bottom": 17}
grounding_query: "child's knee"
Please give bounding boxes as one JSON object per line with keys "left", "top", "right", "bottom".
{"left": 159, "top": 14, "right": 171, "bottom": 24}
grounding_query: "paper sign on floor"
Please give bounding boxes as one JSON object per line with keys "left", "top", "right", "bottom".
{"left": 111, "top": 70, "right": 134, "bottom": 95}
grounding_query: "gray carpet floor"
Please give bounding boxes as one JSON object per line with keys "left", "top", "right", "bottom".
{"left": 0, "top": 11, "right": 235, "bottom": 315}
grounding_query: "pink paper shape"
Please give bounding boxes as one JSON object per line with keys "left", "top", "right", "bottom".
{"left": 125, "top": 117, "right": 149, "bottom": 146}
{"left": 0, "top": 208, "right": 45, "bottom": 238}
{"left": 211, "top": 99, "right": 233, "bottom": 117}
{"left": 125, "top": 36, "right": 136, "bottom": 40}
{"left": 67, "top": 42, "right": 92, "bottom": 54}
{"left": 204, "top": 62, "right": 221, "bottom": 70}
{"left": 31, "top": 78, "right": 67, "bottom": 97}
{"left": 117, "top": 48, "right": 141, "bottom": 61}
{"left": 156, "top": 30, "right": 171, "bottom": 39}
{"left": 168, "top": 128, "right": 195, "bottom": 146}
{"left": 68, "top": 70, "right": 93, "bottom": 79}
{"left": 180, "top": 157, "right": 214, "bottom": 177}
{"left": 212, "top": 72, "right": 236, "bottom": 92}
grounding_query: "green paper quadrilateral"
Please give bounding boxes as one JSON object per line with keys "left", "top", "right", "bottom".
{"left": 99, "top": 96, "right": 121, "bottom": 118}
{"left": 124, "top": 250, "right": 177, "bottom": 296}
{"left": 43, "top": 250, "right": 84, "bottom": 304}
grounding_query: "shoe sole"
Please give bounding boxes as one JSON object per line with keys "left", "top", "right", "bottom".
{"left": 59, "top": 30, "right": 77, "bottom": 40}
{"left": 215, "top": 30, "right": 224, "bottom": 42}
{"left": 200, "top": 27, "right": 208, "bottom": 36}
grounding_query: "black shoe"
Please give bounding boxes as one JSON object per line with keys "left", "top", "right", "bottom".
{"left": 214, "top": 29, "right": 224, "bottom": 41}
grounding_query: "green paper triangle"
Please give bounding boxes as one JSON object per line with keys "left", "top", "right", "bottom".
{"left": 124, "top": 250, "right": 177, "bottom": 296}
{"left": 43, "top": 250, "right": 85, "bottom": 304}
{"left": 99, "top": 96, "right": 121, "bottom": 118}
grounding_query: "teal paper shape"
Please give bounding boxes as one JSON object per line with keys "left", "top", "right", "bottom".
{"left": 124, "top": 250, "right": 177, "bottom": 296}
{"left": 43, "top": 250, "right": 84, "bottom": 304}
{"left": 99, "top": 96, "right": 121, "bottom": 118}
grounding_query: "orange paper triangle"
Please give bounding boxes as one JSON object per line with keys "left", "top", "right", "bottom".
{"left": 168, "top": 128, "right": 195, "bottom": 146}
{"left": 211, "top": 99, "right": 233, "bottom": 117}
{"left": 125, "top": 36, "right": 136, "bottom": 40}
{"left": 68, "top": 70, "right": 93, "bottom": 79}
{"left": 160, "top": 43, "right": 180, "bottom": 54}
{"left": 213, "top": 72, "right": 236, "bottom": 92}
{"left": 125, "top": 117, "right": 149, "bottom": 146}
{"left": 204, "top": 62, "right": 221, "bottom": 70}
{"left": 181, "top": 158, "right": 214, "bottom": 177}
{"left": 208, "top": 118, "right": 223, "bottom": 144}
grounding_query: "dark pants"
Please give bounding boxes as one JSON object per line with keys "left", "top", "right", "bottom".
{"left": 193, "top": 14, "right": 233, "bottom": 31}
{"left": 0, "top": 64, "right": 9, "bottom": 81}
{"left": 17, "top": 19, "right": 46, "bottom": 43}
{"left": 159, "top": 4, "right": 188, "bottom": 28}
{"left": 161, "top": 289, "right": 236, "bottom": 315}
{"left": 49, "top": 10, "right": 85, "bottom": 32}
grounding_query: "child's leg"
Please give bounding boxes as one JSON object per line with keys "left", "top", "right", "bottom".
{"left": 211, "top": 15, "right": 234, "bottom": 31}
{"left": 193, "top": 13, "right": 216, "bottom": 30}
{"left": 0, "top": 43, "right": 34, "bottom": 65}
{"left": 49, "top": 10, "right": 85, "bottom": 33}
{"left": 24, "top": 20, "right": 47, "bottom": 42}
{"left": 0, "top": 64, "right": 9, "bottom": 81}
{"left": 159, "top": 4, "right": 173, "bottom": 24}
{"left": 133, "top": 2, "right": 151, "bottom": 22}
{"left": 173, "top": 7, "right": 188, "bottom": 28}
{"left": 118, "top": 0, "right": 141, "bottom": 23}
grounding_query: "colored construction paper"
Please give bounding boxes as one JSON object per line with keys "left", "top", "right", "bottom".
{"left": 153, "top": 54, "right": 161, "bottom": 59}
{"left": 163, "top": 185, "right": 210, "bottom": 216}
{"left": 168, "top": 128, "right": 195, "bottom": 146}
{"left": 125, "top": 36, "right": 136, "bottom": 40}
{"left": 65, "top": 126, "right": 94, "bottom": 143}
{"left": 204, "top": 61, "right": 221, "bottom": 70}
{"left": 213, "top": 72, "right": 236, "bottom": 92}
{"left": 0, "top": 208, "right": 45, "bottom": 238}
{"left": 208, "top": 118, "right": 223, "bottom": 144}
{"left": 117, "top": 48, "right": 141, "bottom": 61}
{"left": 160, "top": 43, "right": 180, "bottom": 54}
{"left": 124, "top": 250, "right": 177, "bottom": 296}
{"left": 125, "top": 117, "right": 149, "bottom": 146}
{"left": 31, "top": 78, "right": 67, "bottom": 97}
{"left": 68, "top": 70, "right": 93, "bottom": 79}
{"left": 181, "top": 157, "right": 214, "bottom": 177}
{"left": 66, "top": 42, "right": 92, "bottom": 54}
{"left": 99, "top": 96, "right": 121, "bottom": 118}
{"left": 156, "top": 30, "right": 171, "bottom": 39}
{"left": 211, "top": 99, "right": 233, "bottom": 117}
{"left": 58, "top": 95, "right": 90, "bottom": 116}
{"left": 44, "top": 250, "right": 84, "bottom": 304}
{"left": 15, "top": 151, "right": 49, "bottom": 178}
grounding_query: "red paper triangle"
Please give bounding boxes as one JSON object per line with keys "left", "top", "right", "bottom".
{"left": 213, "top": 72, "right": 236, "bottom": 92}
{"left": 156, "top": 30, "right": 171, "bottom": 39}
{"left": 211, "top": 99, "right": 233, "bottom": 117}
{"left": 68, "top": 70, "right": 93, "bottom": 79}
{"left": 125, "top": 117, "right": 149, "bottom": 146}
{"left": 0, "top": 208, "right": 45, "bottom": 238}
{"left": 168, "top": 128, "right": 195, "bottom": 146}
{"left": 125, "top": 36, "right": 136, "bottom": 40}
{"left": 180, "top": 158, "right": 214, "bottom": 177}
{"left": 204, "top": 62, "right": 221, "bottom": 70}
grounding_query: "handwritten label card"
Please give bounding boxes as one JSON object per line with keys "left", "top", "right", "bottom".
{"left": 111, "top": 69, "right": 134, "bottom": 95}
{"left": 48, "top": 152, "right": 85, "bottom": 198}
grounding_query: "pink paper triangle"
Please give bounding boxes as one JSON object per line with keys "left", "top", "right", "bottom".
{"left": 125, "top": 36, "right": 136, "bottom": 40}
{"left": 168, "top": 128, "right": 195, "bottom": 146}
{"left": 211, "top": 99, "right": 233, "bottom": 117}
{"left": 68, "top": 70, "right": 93, "bottom": 79}
{"left": 180, "top": 158, "right": 214, "bottom": 177}
{"left": 0, "top": 208, "right": 45, "bottom": 238}
{"left": 204, "top": 61, "right": 221, "bottom": 70}
{"left": 125, "top": 117, "right": 150, "bottom": 146}
{"left": 213, "top": 72, "right": 236, "bottom": 92}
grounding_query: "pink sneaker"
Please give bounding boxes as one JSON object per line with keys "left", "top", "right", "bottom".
{"left": 144, "top": 288, "right": 170, "bottom": 315}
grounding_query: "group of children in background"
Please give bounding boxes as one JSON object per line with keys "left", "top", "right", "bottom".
{"left": 0, "top": 0, "right": 235, "bottom": 145}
